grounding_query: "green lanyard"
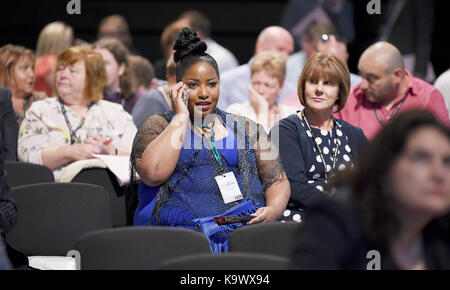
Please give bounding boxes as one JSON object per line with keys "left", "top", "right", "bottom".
{"left": 194, "top": 121, "right": 223, "bottom": 167}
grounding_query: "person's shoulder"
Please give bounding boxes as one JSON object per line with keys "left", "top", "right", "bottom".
{"left": 97, "top": 99, "right": 125, "bottom": 110}
{"left": 225, "top": 101, "right": 251, "bottom": 112}
{"left": 278, "top": 112, "right": 301, "bottom": 128}
{"left": 220, "top": 63, "right": 249, "bottom": 80}
{"left": 141, "top": 88, "right": 164, "bottom": 100}
{"left": 0, "top": 86, "right": 11, "bottom": 97}
{"left": 97, "top": 100, "right": 134, "bottom": 120}
{"left": 32, "top": 96, "right": 57, "bottom": 107}
{"left": 336, "top": 118, "right": 366, "bottom": 138}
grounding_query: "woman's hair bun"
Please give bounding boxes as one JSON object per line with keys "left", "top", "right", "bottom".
{"left": 173, "top": 27, "right": 207, "bottom": 62}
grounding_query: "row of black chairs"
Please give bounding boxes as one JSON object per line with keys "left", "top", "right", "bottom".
{"left": 5, "top": 162, "right": 301, "bottom": 270}
{"left": 5, "top": 161, "right": 127, "bottom": 227}
{"left": 5, "top": 182, "right": 299, "bottom": 269}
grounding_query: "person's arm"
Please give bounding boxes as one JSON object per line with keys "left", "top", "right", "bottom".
{"left": 1, "top": 89, "right": 19, "bottom": 161}
{"left": 270, "top": 119, "right": 325, "bottom": 210}
{"left": 18, "top": 102, "right": 100, "bottom": 170}
{"left": 134, "top": 82, "right": 189, "bottom": 187}
{"left": 424, "top": 88, "right": 450, "bottom": 126}
{"left": 248, "top": 122, "right": 290, "bottom": 223}
{"left": 41, "top": 144, "right": 101, "bottom": 170}
{"left": 132, "top": 89, "right": 170, "bottom": 127}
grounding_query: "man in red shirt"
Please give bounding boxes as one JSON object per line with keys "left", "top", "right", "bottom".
{"left": 335, "top": 42, "right": 449, "bottom": 139}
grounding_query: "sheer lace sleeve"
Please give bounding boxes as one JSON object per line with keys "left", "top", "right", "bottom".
{"left": 247, "top": 120, "right": 287, "bottom": 192}
{"left": 130, "top": 114, "right": 169, "bottom": 173}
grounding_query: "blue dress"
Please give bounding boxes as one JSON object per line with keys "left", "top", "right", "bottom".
{"left": 134, "top": 110, "right": 267, "bottom": 253}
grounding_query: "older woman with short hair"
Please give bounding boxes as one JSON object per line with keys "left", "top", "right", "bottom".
{"left": 270, "top": 52, "right": 368, "bottom": 222}
{"left": 226, "top": 51, "right": 298, "bottom": 133}
{"left": 18, "top": 46, "right": 137, "bottom": 181}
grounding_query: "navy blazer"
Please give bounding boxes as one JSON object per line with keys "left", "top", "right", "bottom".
{"left": 270, "top": 113, "right": 368, "bottom": 210}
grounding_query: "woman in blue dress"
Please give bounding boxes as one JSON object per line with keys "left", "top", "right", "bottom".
{"left": 130, "top": 28, "right": 290, "bottom": 253}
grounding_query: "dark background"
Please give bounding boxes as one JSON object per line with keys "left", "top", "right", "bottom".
{"left": 0, "top": 0, "right": 448, "bottom": 77}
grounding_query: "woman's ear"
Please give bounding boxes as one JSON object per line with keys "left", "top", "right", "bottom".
{"left": 118, "top": 62, "right": 126, "bottom": 77}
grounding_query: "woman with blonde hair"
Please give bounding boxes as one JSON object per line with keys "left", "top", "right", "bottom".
{"left": 35, "top": 21, "right": 74, "bottom": 96}
{"left": 226, "top": 51, "right": 298, "bottom": 132}
{"left": 18, "top": 46, "right": 136, "bottom": 181}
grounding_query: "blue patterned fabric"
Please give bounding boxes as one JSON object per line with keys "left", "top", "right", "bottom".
{"left": 133, "top": 110, "right": 267, "bottom": 253}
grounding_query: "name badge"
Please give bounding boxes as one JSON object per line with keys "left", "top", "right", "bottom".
{"left": 214, "top": 172, "right": 243, "bottom": 204}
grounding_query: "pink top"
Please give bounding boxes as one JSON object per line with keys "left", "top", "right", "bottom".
{"left": 34, "top": 54, "right": 57, "bottom": 96}
{"left": 335, "top": 70, "right": 450, "bottom": 139}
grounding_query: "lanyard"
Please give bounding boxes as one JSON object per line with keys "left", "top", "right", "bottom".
{"left": 59, "top": 97, "right": 94, "bottom": 144}
{"left": 301, "top": 110, "right": 339, "bottom": 180}
{"left": 374, "top": 88, "right": 411, "bottom": 127}
{"left": 193, "top": 120, "right": 223, "bottom": 168}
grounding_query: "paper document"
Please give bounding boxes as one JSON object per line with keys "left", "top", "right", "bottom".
{"left": 92, "top": 154, "right": 139, "bottom": 186}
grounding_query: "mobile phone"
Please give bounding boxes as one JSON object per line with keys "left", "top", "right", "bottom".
{"left": 214, "top": 215, "right": 255, "bottom": 225}
{"left": 183, "top": 89, "right": 189, "bottom": 106}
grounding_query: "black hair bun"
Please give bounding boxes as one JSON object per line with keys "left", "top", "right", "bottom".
{"left": 173, "top": 27, "right": 207, "bottom": 62}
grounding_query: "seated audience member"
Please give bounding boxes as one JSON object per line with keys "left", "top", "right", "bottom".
{"left": 0, "top": 87, "right": 18, "bottom": 161}
{"left": 218, "top": 26, "right": 296, "bottom": 109}
{"left": 153, "top": 20, "right": 186, "bottom": 80}
{"left": 1, "top": 88, "right": 28, "bottom": 269}
{"left": 335, "top": 42, "right": 450, "bottom": 140}
{"left": 0, "top": 45, "right": 47, "bottom": 126}
{"left": 178, "top": 10, "right": 239, "bottom": 74}
{"left": 226, "top": 51, "right": 298, "bottom": 133}
{"left": 285, "top": 21, "right": 337, "bottom": 90}
{"left": 94, "top": 38, "right": 136, "bottom": 114}
{"left": 281, "top": 0, "right": 355, "bottom": 51}
{"left": 434, "top": 69, "right": 450, "bottom": 119}
{"left": 98, "top": 14, "right": 136, "bottom": 53}
{"left": 270, "top": 52, "right": 367, "bottom": 222}
{"left": 18, "top": 46, "right": 137, "bottom": 181}
{"left": 292, "top": 110, "right": 450, "bottom": 270}
{"left": 132, "top": 56, "right": 176, "bottom": 127}
{"left": 120, "top": 55, "right": 157, "bottom": 110}
{"left": 283, "top": 29, "right": 362, "bottom": 108}
{"left": 131, "top": 28, "right": 290, "bottom": 253}
{"left": 35, "top": 21, "right": 74, "bottom": 97}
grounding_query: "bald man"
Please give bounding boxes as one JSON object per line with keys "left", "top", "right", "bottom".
{"left": 335, "top": 42, "right": 449, "bottom": 139}
{"left": 218, "top": 26, "right": 296, "bottom": 109}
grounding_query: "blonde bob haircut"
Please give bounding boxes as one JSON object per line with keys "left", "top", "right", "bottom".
{"left": 250, "top": 51, "right": 286, "bottom": 87}
{"left": 298, "top": 52, "right": 350, "bottom": 113}
{"left": 36, "top": 21, "right": 73, "bottom": 57}
{"left": 55, "top": 46, "right": 107, "bottom": 102}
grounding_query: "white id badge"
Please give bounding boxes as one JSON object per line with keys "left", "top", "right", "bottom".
{"left": 214, "top": 172, "right": 243, "bottom": 204}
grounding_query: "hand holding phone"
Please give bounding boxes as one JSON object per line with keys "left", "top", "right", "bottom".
{"left": 214, "top": 215, "right": 256, "bottom": 225}
{"left": 182, "top": 89, "right": 189, "bottom": 106}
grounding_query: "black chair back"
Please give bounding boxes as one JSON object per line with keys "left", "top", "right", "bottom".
{"left": 159, "top": 252, "right": 290, "bottom": 270}
{"left": 5, "top": 161, "right": 54, "bottom": 188}
{"left": 6, "top": 182, "right": 112, "bottom": 256}
{"left": 76, "top": 227, "right": 211, "bottom": 270}
{"left": 72, "top": 168, "right": 126, "bottom": 227}
{"left": 228, "top": 222, "right": 301, "bottom": 258}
